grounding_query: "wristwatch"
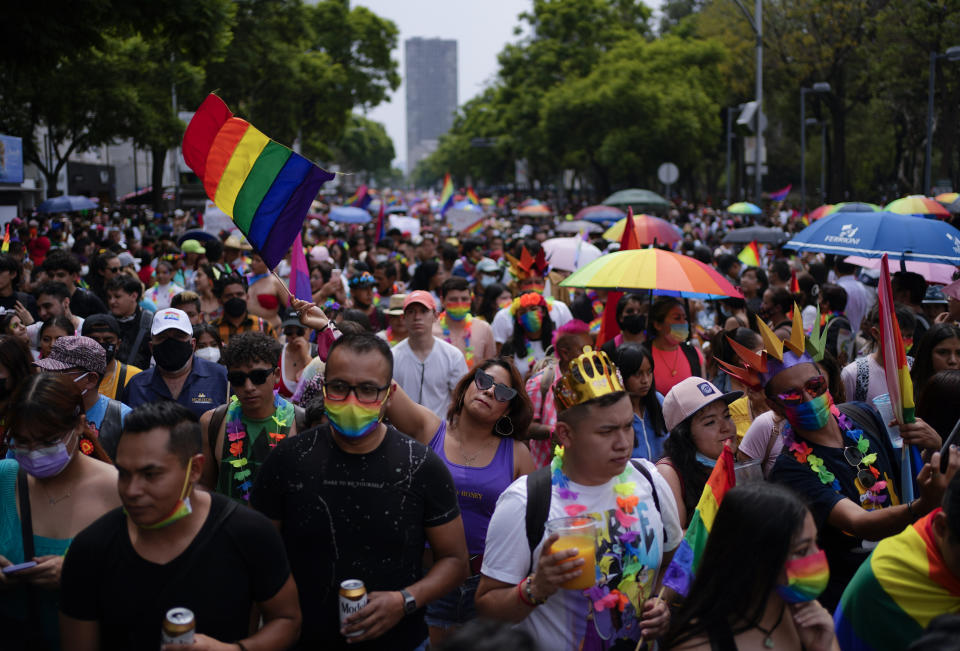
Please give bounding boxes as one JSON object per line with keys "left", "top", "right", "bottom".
{"left": 400, "top": 588, "right": 417, "bottom": 615}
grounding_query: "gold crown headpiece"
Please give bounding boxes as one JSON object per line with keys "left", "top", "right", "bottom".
{"left": 554, "top": 346, "right": 625, "bottom": 411}
{"left": 717, "top": 303, "right": 826, "bottom": 391}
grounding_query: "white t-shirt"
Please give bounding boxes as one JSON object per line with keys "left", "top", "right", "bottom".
{"left": 739, "top": 410, "right": 783, "bottom": 477}
{"left": 391, "top": 337, "right": 468, "bottom": 417}
{"left": 481, "top": 459, "right": 682, "bottom": 651}
{"left": 491, "top": 300, "right": 573, "bottom": 344}
{"left": 841, "top": 355, "right": 888, "bottom": 404}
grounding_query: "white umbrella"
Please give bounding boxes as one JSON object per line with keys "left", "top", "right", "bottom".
{"left": 542, "top": 237, "right": 603, "bottom": 272}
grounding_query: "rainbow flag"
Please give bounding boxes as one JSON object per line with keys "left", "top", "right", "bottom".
{"left": 181, "top": 94, "right": 335, "bottom": 269}
{"left": 878, "top": 253, "right": 915, "bottom": 501}
{"left": 463, "top": 219, "right": 484, "bottom": 236}
{"left": 768, "top": 184, "right": 791, "bottom": 202}
{"left": 288, "top": 232, "right": 312, "bottom": 302}
{"left": 346, "top": 184, "right": 371, "bottom": 209}
{"left": 835, "top": 509, "right": 960, "bottom": 650}
{"left": 439, "top": 173, "right": 454, "bottom": 215}
{"left": 737, "top": 240, "right": 761, "bottom": 267}
{"left": 595, "top": 207, "right": 641, "bottom": 347}
{"left": 466, "top": 187, "right": 480, "bottom": 205}
{"left": 1, "top": 224, "right": 9, "bottom": 253}
{"left": 662, "top": 443, "right": 736, "bottom": 597}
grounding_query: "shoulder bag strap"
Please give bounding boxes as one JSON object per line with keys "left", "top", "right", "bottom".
{"left": 293, "top": 405, "right": 306, "bottom": 433}
{"left": 855, "top": 357, "right": 869, "bottom": 403}
{"left": 126, "top": 310, "right": 152, "bottom": 365}
{"left": 116, "top": 363, "right": 128, "bottom": 393}
{"left": 538, "top": 366, "right": 555, "bottom": 422}
{"left": 525, "top": 466, "right": 553, "bottom": 574}
{"left": 17, "top": 468, "right": 34, "bottom": 560}
{"left": 680, "top": 343, "right": 701, "bottom": 377}
{"left": 630, "top": 459, "right": 667, "bottom": 546}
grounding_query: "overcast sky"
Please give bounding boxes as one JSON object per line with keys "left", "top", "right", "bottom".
{"left": 355, "top": 0, "right": 531, "bottom": 170}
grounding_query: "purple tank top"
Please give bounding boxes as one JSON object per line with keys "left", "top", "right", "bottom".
{"left": 430, "top": 421, "right": 514, "bottom": 555}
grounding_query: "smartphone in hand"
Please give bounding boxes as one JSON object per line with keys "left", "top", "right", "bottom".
{"left": 2, "top": 561, "right": 38, "bottom": 574}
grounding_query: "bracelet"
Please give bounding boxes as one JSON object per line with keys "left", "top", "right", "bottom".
{"left": 907, "top": 499, "right": 919, "bottom": 522}
{"left": 523, "top": 576, "right": 547, "bottom": 606}
{"left": 517, "top": 578, "right": 535, "bottom": 606}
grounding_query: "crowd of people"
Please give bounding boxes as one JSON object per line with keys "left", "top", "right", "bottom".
{"left": 0, "top": 199, "right": 959, "bottom": 651}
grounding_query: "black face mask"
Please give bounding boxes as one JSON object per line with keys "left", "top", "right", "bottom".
{"left": 620, "top": 314, "right": 646, "bottom": 334}
{"left": 224, "top": 297, "right": 247, "bottom": 318}
{"left": 101, "top": 342, "right": 117, "bottom": 362}
{"left": 153, "top": 339, "right": 194, "bottom": 372}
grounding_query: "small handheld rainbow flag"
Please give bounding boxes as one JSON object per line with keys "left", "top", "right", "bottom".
{"left": 181, "top": 94, "right": 335, "bottom": 269}
{"left": 374, "top": 196, "right": 386, "bottom": 242}
{"left": 439, "top": 173, "right": 454, "bottom": 216}
{"left": 737, "top": 240, "right": 761, "bottom": 267}
{"left": 466, "top": 187, "right": 480, "bottom": 206}
{"left": 288, "top": 232, "right": 312, "bottom": 302}
{"left": 662, "top": 442, "right": 736, "bottom": 597}
{"left": 768, "top": 184, "right": 792, "bottom": 202}
{"left": 1, "top": 224, "right": 9, "bottom": 253}
{"left": 463, "top": 219, "right": 484, "bottom": 236}
{"left": 346, "top": 184, "right": 371, "bottom": 209}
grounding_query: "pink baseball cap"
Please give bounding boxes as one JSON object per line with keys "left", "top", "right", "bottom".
{"left": 662, "top": 376, "right": 743, "bottom": 432}
{"left": 403, "top": 290, "right": 436, "bottom": 312}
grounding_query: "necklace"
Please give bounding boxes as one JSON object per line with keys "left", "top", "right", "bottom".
{"left": 451, "top": 424, "right": 494, "bottom": 466}
{"left": 42, "top": 483, "right": 72, "bottom": 505}
{"left": 550, "top": 447, "right": 647, "bottom": 617}
{"left": 224, "top": 393, "right": 294, "bottom": 502}
{"left": 755, "top": 602, "right": 785, "bottom": 648}
{"left": 440, "top": 313, "right": 475, "bottom": 368}
{"left": 658, "top": 344, "right": 682, "bottom": 376}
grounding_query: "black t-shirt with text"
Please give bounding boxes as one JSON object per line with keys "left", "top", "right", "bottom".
{"left": 252, "top": 424, "right": 460, "bottom": 650}
{"left": 59, "top": 493, "right": 290, "bottom": 650}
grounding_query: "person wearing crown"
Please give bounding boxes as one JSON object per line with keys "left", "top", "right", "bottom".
{"left": 721, "top": 305, "right": 955, "bottom": 612}
{"left": 476, "top": 346, "right": 682, "bottom": 650}
{"left": 491, "top": 243, "right": 572, "bottom": 354}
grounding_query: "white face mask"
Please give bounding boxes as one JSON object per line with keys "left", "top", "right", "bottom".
{"left": 195, "top": 347, "right": 221, "bottom": 363}
{"left": 73, "top": 371, "right": 90, "bottom": 396}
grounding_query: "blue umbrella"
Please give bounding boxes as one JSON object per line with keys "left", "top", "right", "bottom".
{"left": 575, "top": 205, "right": 626, "bottom": 225}
{"left": 785, "top": 211, "right": 960, "bottom": 265}
{"left": 38, "top": 195, "right": 97, "bottom": 213}
{"left": 329, "top": 206, "right": 372, "bottom": 224}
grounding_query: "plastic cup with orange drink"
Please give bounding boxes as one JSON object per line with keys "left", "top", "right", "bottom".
{"left": 546, "top": 515, "right": 598, "bottom": 590}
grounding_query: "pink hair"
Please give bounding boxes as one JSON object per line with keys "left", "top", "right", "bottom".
{"left": 552, "top": 319, "right": 591, "bottom": 348}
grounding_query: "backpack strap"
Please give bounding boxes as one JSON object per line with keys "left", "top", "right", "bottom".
{"left": 126, "top": 310, "right": 153, "bottom": 365}
{"left": 116, "top": 363, "right": 128, "bottom": 394}
{"left": 854, "top": 357, "right": 870, "bottom": 403}
{"left": 680, "top": 343, "right": 701, "bottom": 377}
{"left": 525, "top": 466, "right": 553, "bottom": 574}
{"left": 630, "top": 459, "right": 667, "bottom": 547}
{"left": 293, "top": 405, "right": 307, "bottom": 433}
{"left": 206, "top": 404, "right": 230, "bottom": 483}
{"left": 538, "top": 366, "right": 555, "bottom": 422}
{"left": 98, "top": 399, "right": 125, "bottom": 461}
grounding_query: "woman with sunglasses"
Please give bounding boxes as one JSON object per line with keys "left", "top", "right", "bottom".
{"left": 385, "top": 359, "right": 534, "bottom": 645}
{"left": 0, "top": 374, "right": 118, "bottom": 650}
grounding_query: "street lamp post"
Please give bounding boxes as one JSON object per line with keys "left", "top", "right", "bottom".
{"left": 924, "top": 46, "right": 960, "bottom": 194}
{"left": 726, "top": 104, "right": 744, "bottom": 205}
{"left": 800, "top": 82, "right": 831, "bottom": 213}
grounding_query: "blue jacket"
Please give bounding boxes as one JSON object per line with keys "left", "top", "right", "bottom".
{"left": 121, "top": 356, "right": 228, "bottom": 420}
{"left": 632, "top": 391, "right": 667, "bottom": 462}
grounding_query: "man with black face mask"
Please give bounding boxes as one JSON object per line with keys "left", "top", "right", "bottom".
{"left": 211, "top": 274, "right": 276, "bottom": 345}
{"left": 600, "top": 293, "right": 648, "bottom": 359}
{"left": 81, "top": 314, "right": 142, "bottom": 401}
{"left": 121, "top": 308, "right": 228, "bottom": 420}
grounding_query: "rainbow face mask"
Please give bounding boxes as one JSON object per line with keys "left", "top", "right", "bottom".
{"left": 445, "top": 301, "right": 471, "bottom": 321}
{"left": 669, "top": 323, "right": 689, "bottom": 343}
{"left": 323, "top": 390, "right": 389, "bottom": 438}
{"left": 128, "top": 457, "right": 194, "bottom": 530}
{"left": 775, "top": 549, "right": 829, "bottom": 603}
{"left": 520, "top": 310, "right": 542, "bottom": 334}
{"left": 783, "top": 391, "right": 833, "bottom": 432}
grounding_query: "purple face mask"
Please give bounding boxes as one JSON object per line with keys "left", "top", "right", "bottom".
{"left": 14, "top": 433, "right": 76, "bottom": 478}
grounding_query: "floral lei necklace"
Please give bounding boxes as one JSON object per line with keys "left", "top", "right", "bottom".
{"left": 782, "top": 405, "right": 889, "bottom": 508}
{"left": 224, "top": 393, "right": 293, "bottom": 502}
{"left": 550, "top": 447, "right": 649, "bottom": 618}
{"left": 440, "top": 312, "right": 474, "bottom": 368}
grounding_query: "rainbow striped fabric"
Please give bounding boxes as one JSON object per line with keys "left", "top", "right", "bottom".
{"left": 182, "top": 94, "right": 335, "bottom": 269}
{"left": 662, "top": 443, "right": 736, "bottom": 597}
{"left": 466, "top": 187, "right": 480, "bottom": 205}
{"left": 737, "top": 240, "right": 761, "bottom": 267}
{"left": 768, "top": 184, "right": 791, "bottom": 202}
{"left": 463, "top": 219, "right": 484, "bottom": 236}
{"left": 439, "top": 173, "right": 454, "bottom": 215}
{"left": 835, "top": 509, "right": 960, "bottom": 650}
{"left": 345, "top": 184, "right": 371, "bottom": 209}
{"left": 1, "top": 224, "right": 9, "bottom": 253}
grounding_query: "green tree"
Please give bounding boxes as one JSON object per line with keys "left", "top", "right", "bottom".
{"left": 331, "top": 114, "right": 395, "bottom": 184}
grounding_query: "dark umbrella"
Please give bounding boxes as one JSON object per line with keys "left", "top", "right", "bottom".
{"left": 722, "top": 226, "right": 788, "bottom": 245}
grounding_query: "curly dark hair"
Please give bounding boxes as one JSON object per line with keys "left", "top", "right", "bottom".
{"left": 213, "top": 272, "right": 247, "bottom": 299}
{"left": 222, "top": 331, "right": 281, "bottom": 369}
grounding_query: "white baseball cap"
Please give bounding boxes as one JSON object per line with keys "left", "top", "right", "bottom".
{"left": 151, "top": 308, "right": 193, "bottom": 337}
{"left": 662, "top": 376, "right": 743, "bottom": 432}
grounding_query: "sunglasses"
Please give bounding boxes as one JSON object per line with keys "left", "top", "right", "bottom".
{"left": 775, "top": 376, "right": 828, "bottom": 407}
{"left": 227, "top": 367, "right": 276, "bottom": 386}
{"left": 474, "top": 369, "right": 517, "bottom": 402}
{"left": 284, "top": 328, "right": 305, "bottom": 338}
{"left": 842, "top": 446, "right": 878, "bottom": 489}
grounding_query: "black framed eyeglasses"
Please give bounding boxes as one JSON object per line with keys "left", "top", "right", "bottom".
{"left": 324, "top": 380, "right": 391, "bottom": 404}
{"left": 842, "top": 446, "right": 878, "bottom": 489}
{"left": 474, "top": 369, "right": 517, "bottom": 402}
{"left": 227, "top": 368, "right": 276, "bottom": 386}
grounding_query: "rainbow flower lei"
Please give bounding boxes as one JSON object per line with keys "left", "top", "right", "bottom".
{"left": 550, "top": 447, "right": 648, "bottom": 615}
{"left": 781, "top": 405, "right": 888, "bottom": 508}
{"left": 224, "top": 393, "right": 293, "bottom": 501}
{"left": 440, "top": 312, "right": 474, "bottom": 368}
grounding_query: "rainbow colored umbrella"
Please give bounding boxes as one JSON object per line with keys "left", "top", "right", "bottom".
{"left": 727, "top": 201, "right": 762, "bottom": 215}
{"left": 517, "top": 203, "right": 553, "bottom": 217}
{"left": 559, "top": 248, "right": 744, "bottom": 300}
{"left": 936, "top": 192, "right": 959, "bottom": 204}
{"left": 885, "top": 195, "right": 951, "bottom": 219}
{"left": 809, "top": 204, "right": 836, "bottom": 221}
{"left": 602, "top": 214, "right": 682, "bottom": 245}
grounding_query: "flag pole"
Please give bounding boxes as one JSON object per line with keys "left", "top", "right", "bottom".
{"left": 271, "top": 269, "right": 293, "bottom": 301}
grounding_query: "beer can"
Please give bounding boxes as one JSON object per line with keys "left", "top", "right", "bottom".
{"left": 339, "top": 579, "right": 368, "bottom": 638}
{"left": 161, "top": 607, "right": 195, "bottom": 645}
